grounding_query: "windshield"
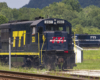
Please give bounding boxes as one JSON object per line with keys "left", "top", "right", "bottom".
{"left": 46, "top": 25, "right": 63, "bottom": 31}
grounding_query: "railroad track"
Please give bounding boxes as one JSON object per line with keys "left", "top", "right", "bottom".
{"left": 48, "top": 70, "right": 100, "bottom": 80}
{"left": 0, "top": 70, "right": 87, "bottom": 80}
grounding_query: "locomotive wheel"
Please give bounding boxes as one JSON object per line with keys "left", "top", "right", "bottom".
{"left": 42, "top": 52, "right": 66, "bottom": 70}
{"left": 42, "top": 53, "right": 57, "bottom": 70}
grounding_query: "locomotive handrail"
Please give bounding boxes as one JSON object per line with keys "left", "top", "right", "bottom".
{"left": 38, "top": 33, "right": 40, "bottom": 58}
{"left": 73, "top": 32, "right": 77, "bottom": 63}
{"left": 40, "top": 34, "right": 46, "bottom": 63}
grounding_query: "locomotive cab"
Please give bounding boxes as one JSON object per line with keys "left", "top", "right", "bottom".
{"left": 31, "top": 18, "right": 73, "bottom": 52}
{"left": 31, "top": 18, "right": 75, "bottom": 69}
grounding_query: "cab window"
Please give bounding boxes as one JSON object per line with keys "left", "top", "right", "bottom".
{"left": 46, "top": 25, "right": 63, "bottom": 31}
{"left": 1, "top": 29, "right": 9, "bottom": 41}
{"left": 66, "top": 26, "right": 69, "bottom": 34}
{"left": 32, "top": 27, "right": 35, "bottom": 35}
{"left": 59, "top": 27, "right": 63, "bottom": 31}
{"left": 0, "top": 29, "right": 9, "bottom": 51}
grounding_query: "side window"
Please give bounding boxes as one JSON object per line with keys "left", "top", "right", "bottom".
{"left": 38, "top": 27, "right": 43, "bottom": 34}
{"left": 32, "top": 27, "right": 36, "bottom": 35}
{"left": 1, "top": 29, "right": 9, "bottom": 51}
{"left": 66, "top": 26, "right": 69, "bottom": 34}
{"left": 1, "top": 29, "right": 9, "bottom": 41}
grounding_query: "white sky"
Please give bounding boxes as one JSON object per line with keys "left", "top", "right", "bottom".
{"left": 0, "top": 0, "right": 30, "bottom": 9}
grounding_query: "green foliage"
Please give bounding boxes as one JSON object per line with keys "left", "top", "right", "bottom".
{"left": 0, "top": 8, "right": 13, "bottom": 21}
{"left": 0, "top": 2, "right": 8, "bottom": 10}
{"left": 79, "top": 0, "right": 100, "bottom": 8}
{"left": 0, "top": 0, "right": 100, "bottom": 34}
{"left": 62, "top": 0, "right": 82, "bottom": 12}
{"left": 73, "top": 24, "right": 83, "bottom": 34}
{"left": 12, "top": 9, "right": 19, "bottom": 20}
{"left": 0, "top": 15, "right": 8, "bottom": 24}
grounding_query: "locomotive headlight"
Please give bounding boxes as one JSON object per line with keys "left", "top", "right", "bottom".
{"left": 57, "top": 20, "right": 65, "bottom": 24}
{"left": 44, "top": 20, "right": 53, "bottom": 24}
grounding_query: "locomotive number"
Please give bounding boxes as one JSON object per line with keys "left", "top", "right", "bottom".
{"left": 90, "top": 36, "right": 96, "bottom": 39}
{"left": 13, "top": 30, "right": 26, "bottom": 47}
{"left": 32, "top": 36, "right": 35, "bottom": 42}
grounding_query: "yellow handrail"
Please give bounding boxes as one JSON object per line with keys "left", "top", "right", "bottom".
{"left": 73, "top": 32, "right": 77, "bottom": 63}
{"left": 40, "top": 35, "right": 46, "bottom": 63}
{"left": 38, "top": 33, "right": 40, "bottom": 58}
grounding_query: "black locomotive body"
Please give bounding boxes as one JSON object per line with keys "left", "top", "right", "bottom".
{"left": 0, "top": 18, "right": 75, "bottom": 69}
{"left": 75, "top": 34, "right": 100, "bottom": 47}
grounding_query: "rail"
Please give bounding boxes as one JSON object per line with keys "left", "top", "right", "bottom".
{"left": 0, "top": 70, "right": 87, "bottom": 80}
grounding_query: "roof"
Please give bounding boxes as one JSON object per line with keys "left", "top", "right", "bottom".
{"left": 0, "top": 23, "right": 10, "bottom": 29}
{"left": 30, "top": 19, "right": 44, "bottom": 27}
{"left": 0, "top": 21, "right": 34, "bottom": 29}
{"left": 0, "top": 18, "right": 71, "bottom": 29}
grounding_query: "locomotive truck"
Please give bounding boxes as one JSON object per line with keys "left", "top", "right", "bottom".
{"left": 0, "top": 17, "right": 75, "bottom": 69}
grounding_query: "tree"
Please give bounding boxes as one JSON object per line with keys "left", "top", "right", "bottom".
{"left": 0, "top": 15, "right": 8, "bottom": 24}
{"left": 92, "top": 14, "right": 100, "bottom": 28}
{"left": 74, "top": 24, "right": 83, "bottom": 34}
{"left": 12, "top": 9, "right": 19, "bottom": 20}
{"left": 62, "top": 0, "right": 82, "bottom": 12}
{"left": 0, "top": 2, "right": 8, "bottom": 11}
{"left": 0, "top": 8, "right": 13, "bottom": 21}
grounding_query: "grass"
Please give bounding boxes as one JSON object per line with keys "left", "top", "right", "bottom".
{"left": 0, "top": 64, "right": 47, "bottom": 74}
{"left": 73, "top": 49, "right": 100, "bottom": 70}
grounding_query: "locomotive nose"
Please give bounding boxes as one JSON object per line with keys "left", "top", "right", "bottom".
{"left": 46, "top": 31, "right": 68, "bottom": 51}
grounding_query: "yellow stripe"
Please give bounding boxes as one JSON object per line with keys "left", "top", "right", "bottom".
{"left": 18, "top": 31, "right": 26, "bottom": 47}
{"left": 13, "top": 31, "right": 18, "bottom": 47}
{"left": 23, "top": 31, "right": 26, "bottom": 45}
{"left": 0, "top": 52, "right": 39, "bottom": 55}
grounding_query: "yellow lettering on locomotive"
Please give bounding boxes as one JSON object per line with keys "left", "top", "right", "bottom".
{"left": 32, "top": 36, "right": 35, "bottom": 42}
{"left": 12, "top": 30, "right": 26, "bottom": 47}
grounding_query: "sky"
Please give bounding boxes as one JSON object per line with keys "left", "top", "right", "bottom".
{"left": 0, "top": 0, "right": 30, "bottom": 9}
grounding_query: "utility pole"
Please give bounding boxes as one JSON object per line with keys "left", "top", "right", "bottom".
{"left": 9, "top": 37, "right": 11, "bottom": 70}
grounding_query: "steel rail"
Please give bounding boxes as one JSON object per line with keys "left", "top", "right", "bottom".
{"left": 51, "top": 71, "right": 100, "bottom": 80}
{"left": 0, "top": 70, "right": 87, "bottom": 80}
{"left": 0, "top": 74, "right": 35, "bottom": 80}
{"left": 71, "top": 74, "right": 100, "bottom": 80}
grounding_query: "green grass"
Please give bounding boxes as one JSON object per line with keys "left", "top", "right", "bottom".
{"left": 0, "top": 64, "right": 47, "bottom": 74}
{"left": 74, "top": 50, "right": 100, "bottom": 70}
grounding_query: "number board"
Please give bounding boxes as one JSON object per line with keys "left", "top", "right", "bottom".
{"left": 32, "top": 36, "right": 35, "bottom": 42}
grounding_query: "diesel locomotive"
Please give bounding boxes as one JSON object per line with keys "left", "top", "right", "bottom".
{"left": 0, "top": 17, "right": 75, "bottom": 69}
{"left": 75, "top": 34, "right": 100, "bottom": 47}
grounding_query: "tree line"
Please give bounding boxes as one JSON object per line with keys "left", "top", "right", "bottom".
{"left": 23, "top": 0, "right": 100, "bottom": 9}
{"left": 0, "top": 0, "right": 100, "bottom": 34}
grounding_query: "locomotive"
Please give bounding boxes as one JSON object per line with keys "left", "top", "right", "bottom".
{"left": 0, "top": 17, "right": 75, "bottom": 69}
{"left": 75, "top": 34, "right": 100, "bottom": 47}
